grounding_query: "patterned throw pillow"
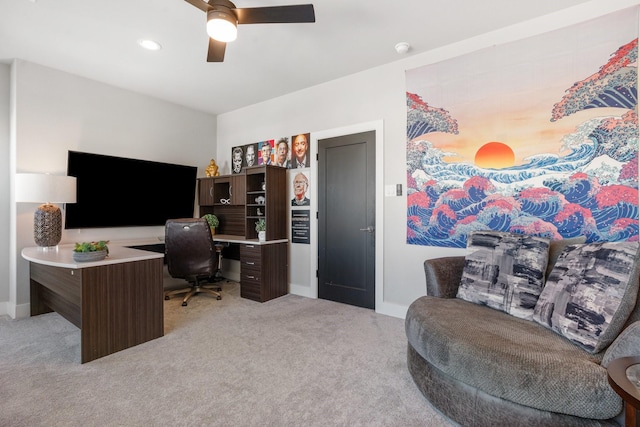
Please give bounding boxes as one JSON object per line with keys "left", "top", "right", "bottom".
{"left": 546, "top": 236, "right": 587, "bottom": 281}
{"left": 457, "top": 231, "right": 551, "bottom": 320}
{"left": 533, "top": 242, "right": 640, "bottom": 354}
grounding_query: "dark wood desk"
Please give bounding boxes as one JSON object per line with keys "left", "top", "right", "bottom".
{"left": 607, "top": 356, "right": 640, "bottom": 427}
{"left": 212, "top": 234, "right": 288, "bottom": 302}
{"left": 23, "top": 245, "right": 165, "bottom": 363}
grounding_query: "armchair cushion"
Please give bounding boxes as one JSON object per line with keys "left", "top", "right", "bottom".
{"left": 533, "top": 242, "right": 640, "bottom": 354}
{"left": 602, "top": 321, "right": 640, "bottom": 367}
{"left": 406, "top": 295, "right": 620, "bottom": 419}
{"left": 457, "top": 231, "right": 550, "bottom": 320}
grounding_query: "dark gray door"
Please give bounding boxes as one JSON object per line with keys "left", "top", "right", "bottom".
{"left": 318, "top": 131, "right": 375, "bottom": 309}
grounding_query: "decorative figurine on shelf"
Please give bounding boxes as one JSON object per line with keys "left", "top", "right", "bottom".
{"left": 205, "top": 159, "right": 220, "bottom": 177}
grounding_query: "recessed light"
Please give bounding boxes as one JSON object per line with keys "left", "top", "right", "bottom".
{"left": 138, "top": 39, "right": 162, "bottom": 51}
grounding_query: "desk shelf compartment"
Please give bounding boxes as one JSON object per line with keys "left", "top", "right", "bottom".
{"left": 198, "top": 165, "right": 285, "bottom": 241}
{"left": 245, "top": 165, "right": 286, "bottom": 241}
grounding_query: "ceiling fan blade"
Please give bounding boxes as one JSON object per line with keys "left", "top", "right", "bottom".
{"left": 184, "top": 0, "right": 212, "bottom": 13}
{"left": 207, "top": 38, "right": 227, "bottom": 62}
{"left": 235, "top": 5, "right": 315, "bottom": 24}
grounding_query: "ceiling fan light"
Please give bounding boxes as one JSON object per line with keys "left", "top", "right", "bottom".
{"left": 207, "top": 10, "right": 238, "bottom": 42}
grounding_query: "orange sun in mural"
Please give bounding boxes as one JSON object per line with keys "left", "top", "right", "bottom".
{"left": 474, "top": 141, "right": 515, "bottom": 169}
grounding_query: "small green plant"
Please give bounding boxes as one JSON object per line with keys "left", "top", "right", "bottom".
{"left": 202, "top": 213, "right": 219, "bottom": 228}
{"left": 73, "top": 240, "right": 109, "bottom": 254}
{"left": 255, "top": 218, "right": 266, "bottom": 232}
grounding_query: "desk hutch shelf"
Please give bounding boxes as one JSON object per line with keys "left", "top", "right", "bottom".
{"left": 198, "top": 165, "right": 287, "bottom": 302}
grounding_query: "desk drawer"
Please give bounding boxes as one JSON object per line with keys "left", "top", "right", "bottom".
{"left": 241, "top": 265, "right": 261, "bottom": 284}
{"left": 240, "top": 244, "right": 261, "bottom": 262}
{"left": 241, "top": 256, "right": 261, "bottom": 269}
{"left": 240, "top": 281, "right": 261, "bottom": 301}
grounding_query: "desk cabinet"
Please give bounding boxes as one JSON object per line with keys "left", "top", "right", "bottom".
{"left": 27, "top": 251, "right": 164, "bottom": 363}
{"left": 199, "top": 177, "right": 215, "bottom": 206}
{"left": 240, "top": 242, "right": 288, "bottom": 302}
{"left": 199, "top": 166, "right": 288, "bottom": 302}
{"left": 199, "top": 175, "right": 246, "bottom": 206}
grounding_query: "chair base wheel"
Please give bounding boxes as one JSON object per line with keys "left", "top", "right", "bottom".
{"left": 217, "top": 295, "right": 222, "bottom": 300}
{"left": 164, "top": 295, "right": 170, "bottom": 300}
{"left": 182, "top": 301, "right": 188, "bottom": 306}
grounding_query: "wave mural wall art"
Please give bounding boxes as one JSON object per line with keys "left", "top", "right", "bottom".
{"left": 406, "top": 7, "right": 639, "bottom": 248}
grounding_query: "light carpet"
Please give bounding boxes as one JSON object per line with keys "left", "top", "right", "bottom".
{"left": 0, "top": 280, "right": 453, "bottom": 426}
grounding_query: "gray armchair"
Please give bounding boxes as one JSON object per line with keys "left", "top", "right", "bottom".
{"left": 164, "top": 218, "right": 221, "bottom": 306}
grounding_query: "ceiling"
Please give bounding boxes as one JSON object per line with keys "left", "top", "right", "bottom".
{"left": 1, "top": 0, "right": 594, "bottom": 116}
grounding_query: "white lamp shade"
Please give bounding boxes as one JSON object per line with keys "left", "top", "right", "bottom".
{"left": 16, "top": 173, "right": 77, "bottom": 204}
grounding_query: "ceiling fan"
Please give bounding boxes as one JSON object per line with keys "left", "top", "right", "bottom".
{"left": 184, "top": 0, "right": 316, "bottom": 62}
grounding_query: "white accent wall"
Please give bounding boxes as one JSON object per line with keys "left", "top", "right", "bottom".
{"left": 4, "top": 60, "right": 216, "bottom": 318}
{"left": 216, "top": 0, "right": 640, "bottom": 318}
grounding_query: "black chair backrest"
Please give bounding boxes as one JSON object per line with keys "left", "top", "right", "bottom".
{"left": 165, "top": 218, "right": 216, "bottom": 279}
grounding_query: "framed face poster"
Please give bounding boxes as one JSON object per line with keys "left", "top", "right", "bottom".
{"left": 291, "top": 170, "right": 310, "bottom": 206}
{"left": 291, "top": 133, "right": 310, "bottom": 168}
{"left": 244, "top": 143, "right": 258, "bottom": 168}
{"left": 259, "top": 140, "right": 274, "bottom": 165}
{"left": 231, "top": 146, "right": 244, "bottom": 174}
{"left": 274, "top": 137, "right": 291, "bottom": 168}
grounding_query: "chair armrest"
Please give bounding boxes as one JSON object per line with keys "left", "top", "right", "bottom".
{"left": 424, "top": 256, "right": 465, "bottom": 298}
{"left": 602, "top": 321, "right": 640, "bottom": 368}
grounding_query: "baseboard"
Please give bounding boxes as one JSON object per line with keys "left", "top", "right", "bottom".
{"left": 0, "top": 301, "right": 30, "bottom": 319}
{"left": 375, "top": 301, "right": 409, "bottom": 319}
{"left": 287, "top": 285, "right": 409, "bottom": 320}
{"left": 289, "top": 283, "right": 316, "bottom": 299}
{"left": 15, "top": 302, "right": 30, "bottom": 319}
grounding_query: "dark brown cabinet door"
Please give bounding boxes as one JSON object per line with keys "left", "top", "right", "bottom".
{"left": 198, "top": 178, "right": 215, "bottom": 206}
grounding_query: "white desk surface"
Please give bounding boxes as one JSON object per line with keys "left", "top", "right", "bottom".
{"left": 22, "top": 244, "right": 164, "bottom": 269}
{"left": 22, "top": 235, "right": 288, "bottom": 269}
{"left": 211, "top": 234, "right": 288, "bottom": 245}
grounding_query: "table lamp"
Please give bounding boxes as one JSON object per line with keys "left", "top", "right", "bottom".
{"left": 16, "top": 173, "right": 77, "bottom": 247}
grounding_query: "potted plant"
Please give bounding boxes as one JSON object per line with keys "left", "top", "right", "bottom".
{"left": 73, "top": 240, "right": 109, "bottom": 262}
{"left": 255, "top": 218, "right": 266, "bottom": 242}
{"left": 202, "top": 214, "right": 219, "bottom": 235}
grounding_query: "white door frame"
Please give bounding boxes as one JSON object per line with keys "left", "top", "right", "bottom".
{"left": 307, "top": 120, "right": 385, "bottom": 313}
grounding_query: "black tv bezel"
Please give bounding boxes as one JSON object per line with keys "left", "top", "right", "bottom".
{"left": 65, "top": 151, "right": 198, "bottom": 229}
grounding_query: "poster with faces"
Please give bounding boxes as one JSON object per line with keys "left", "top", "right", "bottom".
{"left": 291, "top": 133, "right": 310, "bottom": 169}
{"left": 290, "top": 170, "right": 310, "bottom": 207}
{"left": 232, "top": 132, "right": 310, "bottom": 172}
{"left": 259, "top": 140, "right": 274, "bottom": 165}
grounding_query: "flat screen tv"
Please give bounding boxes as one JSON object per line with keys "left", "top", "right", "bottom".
{"left": 65, "top": 151, "right": 198, "bottom": 229}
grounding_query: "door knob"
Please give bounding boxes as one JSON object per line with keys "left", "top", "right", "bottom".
{"left": 359, "top": 226, "right": 374, "bottom": 233}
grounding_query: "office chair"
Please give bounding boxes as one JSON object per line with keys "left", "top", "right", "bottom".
{"left": 164, "top": 218, "right": 222, "bottom": 306}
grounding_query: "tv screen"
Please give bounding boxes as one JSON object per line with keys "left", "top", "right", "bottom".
{"left": 65, "top": 151, "right": 198, "bottom": 229}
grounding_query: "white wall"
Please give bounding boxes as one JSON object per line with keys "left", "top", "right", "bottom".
{"left": 216, "top": 0, "right": 640, "bottom": 317}
{"left": 0, "top": 63, "right": 10, "bottom": 312}
{"left": 6, "top": 60, "right": 217, "bottom": 318}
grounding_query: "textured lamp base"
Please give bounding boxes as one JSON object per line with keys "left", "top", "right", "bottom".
{"left": 34, "top": 203, "right": 62, "bottom": 247}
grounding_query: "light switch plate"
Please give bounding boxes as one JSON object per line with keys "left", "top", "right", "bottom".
{"left": 385, "top": 185, "right": 396, "bottom": 197}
